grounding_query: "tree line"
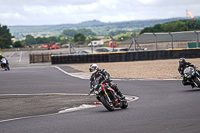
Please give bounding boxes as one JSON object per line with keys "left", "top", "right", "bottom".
{"left": 11, "top": 28, "right": 134, "bottom": 47}
{"left": 140, "top": 19, "right": 200, "bottom": 34}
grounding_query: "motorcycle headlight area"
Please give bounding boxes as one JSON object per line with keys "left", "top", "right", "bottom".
{"left": 192, "top": 72, "right": 195, "bottom": 76}
{"left": 95, "top": 87, "right": 102, "bottom": 94}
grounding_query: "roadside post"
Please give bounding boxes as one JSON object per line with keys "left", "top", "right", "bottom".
{"left": 194, "top": 30, "right": 199, "bottom": 48}
{"left": 131, "top": 34, "right": 136, "bottom": 51}
{"left": 110, "top": 36, "right": 114, "bottom": 52}
{"left": 66, "top": 38, "right": 76, "bottom": 54}
{"left": 153, "top": 32, "right": 158, "bottom": 50}
{"left": 88, "top": 37, "right": 93, "bottom": 53}
{"left": 66, "top": 38, "right": 71, "bottom": 54}
{"left": 168, "top": 32, "right": 174, "bottom": 50}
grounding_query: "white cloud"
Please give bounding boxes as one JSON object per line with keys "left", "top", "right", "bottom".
{"left": 0, "top": 12, "right": 24, "bottom": 19}
{"left": 137, "top": 0, "right": 157, "bottom": 4}
{"left": 0, "top": 0, "right": 200, "bottom": 25}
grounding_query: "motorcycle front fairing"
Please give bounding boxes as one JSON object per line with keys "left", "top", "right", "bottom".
{"left": 102, "top": 83, "right": 116, "bottom": 101}
{"left": 94, "top": 83, "right": 116, "bottom": 105}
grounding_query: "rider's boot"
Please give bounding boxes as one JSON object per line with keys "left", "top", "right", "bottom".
{"left": 110, "top": 83, "right": 125, "bottom": 99}
{"left": 191, "top": 83, "right": 195, "bottom": 88}
{"left": 117, "top": 91, "right": 125, "bottom": 99}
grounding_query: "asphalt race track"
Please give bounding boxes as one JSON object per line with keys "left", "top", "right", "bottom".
{"left": 1, "top": 51, "right": 200, "bottom": 133}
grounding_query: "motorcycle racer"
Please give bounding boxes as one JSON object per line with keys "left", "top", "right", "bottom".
{"left": 1, "top": 57, "right": 9, "bottom": 69}
{"left": 89, "top": 64, "right": 125, "bottom": 99}
{"left": 0, "top": 54, "right": 5, "bottom": 68}
{"left": 178, "top": 58, "right": 200, "bottom": 88}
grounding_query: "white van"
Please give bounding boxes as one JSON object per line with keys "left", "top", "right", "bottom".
{"left": 88, "top": 40, "right": 104, "bottom": 47}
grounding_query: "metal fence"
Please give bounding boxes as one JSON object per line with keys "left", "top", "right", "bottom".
{"left": 120, "top": 30, "right": 200, "bottom": 50}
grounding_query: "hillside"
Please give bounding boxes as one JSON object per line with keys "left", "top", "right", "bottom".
{"left": 8, "top": 17, "right": 200, "bottom": 40}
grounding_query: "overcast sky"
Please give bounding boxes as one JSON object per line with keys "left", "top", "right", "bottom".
{"left": 0, "top": 0, "right": 199, "bottom": 26}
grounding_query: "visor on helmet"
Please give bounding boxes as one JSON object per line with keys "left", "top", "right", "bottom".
{"left": 89, "top": 66, "right": 97, "bottom": 72}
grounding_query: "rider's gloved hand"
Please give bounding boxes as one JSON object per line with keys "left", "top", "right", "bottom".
{"left": 89, "top": 88, "right": 94, "bottom": 95}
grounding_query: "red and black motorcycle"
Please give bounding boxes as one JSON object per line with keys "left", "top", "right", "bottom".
{"left": 90, "top": 82, "right": 128, "bottom": 111}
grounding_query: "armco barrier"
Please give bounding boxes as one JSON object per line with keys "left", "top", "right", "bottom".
{"left": 51, "top": 49, "right": 200, "bottom": 64}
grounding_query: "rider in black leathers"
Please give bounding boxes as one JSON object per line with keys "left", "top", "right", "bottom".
{"left": 89, "top": 64, "right": 125, "bottom": 99}
{"left": 178, "top": 58, "right": 200, "bottom": 88}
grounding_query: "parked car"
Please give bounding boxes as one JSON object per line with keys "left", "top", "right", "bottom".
{"left": 41, "top": 44, "right": 60, "bottom": 49}
{"left": 112, "top": 48, "right": 129, "bottom": 52}
{"left": 95, "top": 47, "right": 114, "bottom": 52}
{"left": 51, "top": 45, "right": 61, "bottom": 49}
{"left": 76, "top": 50, "right": 97, "bottom": 54}
{"left": 95, "top": 47, "right": 128, "bottom": 53}
{"left": 62, "top": 44, "right": 69, "bottom": 48}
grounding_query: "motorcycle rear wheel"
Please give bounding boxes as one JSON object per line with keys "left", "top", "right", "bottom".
{"left": 100, "top": 96, "right": 114, "bottom": 111}
{"left": 121, "top": 99, "right": 128, "bottom": 109}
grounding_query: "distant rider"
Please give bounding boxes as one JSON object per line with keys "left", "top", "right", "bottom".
{"left": 178, "top": 58, "right": 200, "bottom": 88}
{"left": 0, "top": 54, "right": 5, "bottom": 68}
{"left": 89, "top": 64, "right": 125, "bottom": 99}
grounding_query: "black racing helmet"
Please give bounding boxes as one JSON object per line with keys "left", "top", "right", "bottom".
{"left": 179, "top": 58, "right": 186, "bottom": 65}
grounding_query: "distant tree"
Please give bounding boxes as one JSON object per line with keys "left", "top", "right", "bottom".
{"left": 13, "top": 41, "right": 23, "bottom": 48}
{"left": 77, "top": 28, "right": 96, "bottom": 36}
{"left": 108, "top": 30, "right": 128, "bottom": 36}
{"left": 25, "top": 35, "right": 36, "bottom": 45}
{"left": 153, "top": 24, "right": 163, "bottom": 32}
{"left": 114, "top": 33, "right": 131, "bottom": 41}
{"left": 74, "top": 33, "right": 86, "bottom": 44}
{"left": 0, "top": 24, "right": 13, "bottom": 48}
{"left": 35, "top": 37, "right": 43, "bottom": 44}
{"left": 62, "top": 28, "right": 96, "bottom": 37}
{"left": 62, "top": 29, "right": 77, "bottom": 37}
{"left": 47, "top": 36, "right": 60, "bottom": 42}
{"left": 108, "top": 31, "right": 115, "bottom": 36}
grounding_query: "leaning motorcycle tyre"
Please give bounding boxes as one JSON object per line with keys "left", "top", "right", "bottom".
{"left": 121, "top": 99, "right": 128, "bottom": 109}
{"left": 193, "top": 77, "right": 200, "bottom": 87}
{"left": 7, "top": 66, "right": 10, "bottom": 71}
{"left": 100, "top": 96, "right": 114, "bottom": 111}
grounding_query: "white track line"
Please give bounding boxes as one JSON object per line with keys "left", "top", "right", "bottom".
{"left": 55, "top": 66, "right": 89, "bottom": 79}
{"left": 19, "top": 51, "right": 22, "bottom": 62}
{"left": 55, "top": 66, "right": 181, "bottom": 81}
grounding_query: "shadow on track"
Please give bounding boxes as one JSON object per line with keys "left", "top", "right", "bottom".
{"left": 96, "top": 108, "right": 129, "bottom": 113}
{"left": 182, "top": 89, "right": 200, "bottom": 92}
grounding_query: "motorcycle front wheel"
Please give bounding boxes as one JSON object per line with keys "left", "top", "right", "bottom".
{"left": 4, "top": 65, "right": 10, "bottom": 71}
{"left": 194, "top": 77, "right": 200, "bottom": 87}
{"left": 100, "top": 95, "right": 114, "bottom": 111}
{"left": 7, "top": 66, "right": 10, "bottom": 70}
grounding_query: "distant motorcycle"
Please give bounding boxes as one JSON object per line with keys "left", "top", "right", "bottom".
{"left": 1, "top": 58, "right": 10, "bottom": 71}
{"left": 90, "top": 82, "right": 128, "bottom": 111}
{"left": 184, "top": 67, "right": 200, "bottom": 88}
